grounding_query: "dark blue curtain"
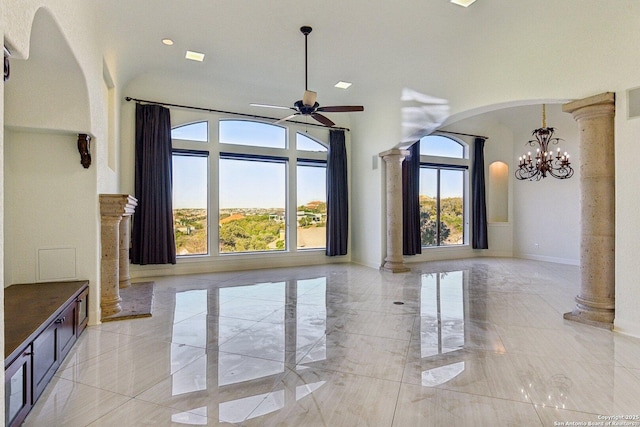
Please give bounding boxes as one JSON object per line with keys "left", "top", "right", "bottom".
{"left": 402, "top": 141, "right": 421, "bottom": 255}
{"left": 131, "top": 103, "right": 177, "bottom": 264}
{"left": 326, "top": 129, "right": 348, "bottom": 256}
{"left": 472, "top": 137, "right": 488, "bottom": 249}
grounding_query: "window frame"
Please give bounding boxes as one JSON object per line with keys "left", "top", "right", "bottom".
{"left": 170, "top": 116, "right": 330, "bottom": 259}
{"left": 419, "top": 134, "right": 470, "bottom": 248}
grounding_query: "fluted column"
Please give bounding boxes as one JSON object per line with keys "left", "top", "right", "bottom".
{"left": 380, "top": 149, "right": 411, "bottom": 273}
{"left": 99, "top": 194, "right": 138, "bottom": 319}
{"left": 562, "top": 92, "right": 615, "bottom": 329}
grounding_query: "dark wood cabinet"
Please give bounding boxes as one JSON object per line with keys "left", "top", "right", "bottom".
{"left": 76, "top": 287, "right": 89, "bottom": 334}
{"left": 4, "top": 347, "right": 31, "bottom": 427}
{"left": 4, "top": 281, "right": 89, "bottom": 427}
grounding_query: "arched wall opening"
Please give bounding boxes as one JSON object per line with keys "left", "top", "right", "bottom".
{"left": 3, "top": 7, "right": 98, "bottom": 329}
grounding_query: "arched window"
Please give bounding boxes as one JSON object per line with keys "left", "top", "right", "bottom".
{"left": 419, "top": 135, "right": 469, "bottom": 247}
{"left": 420, "top": 134, "right": 465, "bottom": 159}
{"left": 171, "top": 121, "right": 208, "bottom": 142}
{"left": 171, "top": 118, "right": 328, "bottom": 257}
{"left": 219, "top": 120, "right": 286, "bottom": 149}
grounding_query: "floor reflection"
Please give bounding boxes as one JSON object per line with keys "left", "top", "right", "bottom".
{"left": 420, "top": 270, "right": 467, "bottom": 386}
{"left": 168, "top": 277, "right": 328, "bottom": 424}
{"left": 26, "top": 259, "right": 640, "bottom": 426}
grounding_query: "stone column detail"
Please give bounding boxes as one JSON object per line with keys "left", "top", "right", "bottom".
{"left": 562, "top": 92, "right": 615, "bottom": 329}
{"left": 119, "top": 215, "right": 133, "bottom": 288}
{"left": 380, "top": 149, "right": 411, "bottom": 273}
{"left": 99, "top": 194, "right": 138, "bottom": 318}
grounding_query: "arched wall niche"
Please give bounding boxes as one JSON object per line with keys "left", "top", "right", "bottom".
{"left": 488, "top": 161, "right": 509, "bottom": 223}
{"left": 4, "top": 7, "right": 91, "bottom": 133}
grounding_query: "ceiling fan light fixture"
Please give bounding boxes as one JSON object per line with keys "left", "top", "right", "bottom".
{"left": 302, "top": 90, "right": 317, "bottom": 106}
{"left": 450, "top": 0, "right": 477, "bottom": 7}
{"left": 185, "top": 50, "right": 205, "bottom": 62}
{"left": 334, "top": 81, "right": 352, "bottom": 89}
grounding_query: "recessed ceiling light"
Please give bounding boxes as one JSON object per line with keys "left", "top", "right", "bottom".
{"left": 185, "top": 50, "right": 205, "bottom": 62}
{"left": 162, "top": 38, "right": 174, "bottom": 46}
{"left": 334, "top": 81, "right": 352, "bottom": 89}
{"left": 450, "top": 0, "right": 477, "bottom": 6}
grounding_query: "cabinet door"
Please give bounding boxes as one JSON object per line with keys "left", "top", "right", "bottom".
{"left": 5, "top": 347, "right": 32, "bottom": 427}
{"left": 58, "top": 301, "right": 77, "bottom": 359}
{"left": 76, "top": 287, "right": 89, "bottom": 334}
{"left": 32, "top": 321, "right": 58, "bottom": 402}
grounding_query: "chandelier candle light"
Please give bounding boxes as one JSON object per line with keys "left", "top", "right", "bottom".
{"left": 515, "top": 104, "right": 574, "bottom": 181}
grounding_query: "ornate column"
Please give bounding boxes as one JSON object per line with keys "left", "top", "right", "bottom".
{"left": 119, "top": 215, "right": 134, "bottom": 288}
{"left": 380, "top": 149, "right": 411, "bottom": 273}
{"left": 99, "top": 194, "right": 138, "bottom": 318}
{"left": 562, "top": 92, "right": 615, "bottom": 329}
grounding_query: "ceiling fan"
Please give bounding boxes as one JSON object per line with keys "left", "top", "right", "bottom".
{"left": 250, "top": 26, "right": 364, "bottom": 127}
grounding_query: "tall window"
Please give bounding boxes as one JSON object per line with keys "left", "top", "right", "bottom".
{"left": 171, "top": 119, "right": 329, "bottom": 257}
{"left": 219, "top": 155, "right": 287, "bottom": 253}
{"left": 419, "top": 135, "right": 468, "bottom": 247}
{"left": 296, "top": 133, "right": 327, "bottom": 249}
{"left": 172, "top": 122, "right": 209, "bottom": 256}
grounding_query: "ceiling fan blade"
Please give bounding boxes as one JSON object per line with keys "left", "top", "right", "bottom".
{"left": 250, "top": 103, "right": 294, "bottom": 110}
{"left": 302, "top": 90, "right": 317, "bottom": 106}
{"left": 274, "top": 113, "right": 300, "bottom": 125}
{"left": 311, "top": 113, "right": 335, "bottom": 127}
{"left": 317, "top": 105, "right": 365, "bottom": 113}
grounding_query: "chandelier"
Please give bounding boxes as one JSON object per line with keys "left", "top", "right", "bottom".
{"left": 515, "top": 105, "right": 573, "bottom": 181}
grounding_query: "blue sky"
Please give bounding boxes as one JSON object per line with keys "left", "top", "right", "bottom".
{"left": 172, "top": 121, "right": 326, "bottom": 209}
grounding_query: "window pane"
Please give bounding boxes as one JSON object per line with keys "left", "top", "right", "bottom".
{"left": 439, "top": 170, "right": 464, "bottom": 245}
{"left": 419, "top": 168, "right": 438, "bottom": 246}
{"left": 297, "top": 133, "right": 327, "bottom": 152}
{"left": 420, "top": 135, "right": 464, "bottom": 159}
{"left": 219, "top": 157, "right": 286, "bottom": 253}
{"left": 171, "top": 121, "right": 208, "bottom": 142}
{"left": 219, "top": 120, "right": 286, "bottom": 149}
{"left": 297, "top": 164, "right": 326, "bottom": 249}
{"left": 173, "top": 153, "right": 208, "bottom": 255}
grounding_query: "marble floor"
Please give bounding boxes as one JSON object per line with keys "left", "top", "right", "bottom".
{"left": 22, "top": 258, "right": 640, "bottom": 426}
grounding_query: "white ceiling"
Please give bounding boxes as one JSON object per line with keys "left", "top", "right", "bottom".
{"left": 90, "top": 0, "right": 638, "bottom": 129}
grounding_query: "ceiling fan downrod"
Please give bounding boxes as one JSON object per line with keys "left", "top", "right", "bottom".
{"left": 300, "top": 26, "right": 312, "bottom": 91}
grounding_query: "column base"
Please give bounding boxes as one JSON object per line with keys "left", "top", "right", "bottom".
{"left": 380, "top": 261, "right": 411, "bottom": 273}
{"left": 101, "top": 300, "right": 122, "bottom": 318}
{"left": 119, "top": 278, "right": 131, "bottom": 289}
{"left": 563, "top": 309, "right": 613, "bottom": 330}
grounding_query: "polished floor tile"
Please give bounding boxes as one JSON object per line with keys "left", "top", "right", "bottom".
{"left": 22, "top": 258, "right": 640, "bottom": 426}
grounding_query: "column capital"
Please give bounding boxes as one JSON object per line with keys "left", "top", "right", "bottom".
{"left": 379, "top": 148, "right": 410, "bottom": 162}
{"left": 563, "top": 92, "right": 615, "bottom": 120}
{"left": 99, "top": 194, "right": 138, "bottom": 217}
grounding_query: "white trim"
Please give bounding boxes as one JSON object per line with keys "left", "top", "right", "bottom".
{"left": 515, "top": 252, "right": 579, "bottom": 266}
{"left": 131, "top": 251, "right": 349, "bottom": 279}
{"left": 613, "top": 319, "right": 640, "bottom": 339}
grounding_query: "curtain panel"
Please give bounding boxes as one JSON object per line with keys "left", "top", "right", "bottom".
{"left": 472, "top": 137, "right": 489, "bottom": 249}
{"left": 326, "top": 129, "right": 348, "bottom": 256}
{"left": 402, "top": 141, "right": 421, "bottom": 255}
{"left": 131, "top": 103, "right": 177, "bottom": 265}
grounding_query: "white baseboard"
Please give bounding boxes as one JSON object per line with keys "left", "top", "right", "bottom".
{"left": 131, "top": 251, "right": 350, "bottom": 279}
{"left": 614, "top": 318, "right": 640, "bottom": 339}
{"left": 515, "top": 252, "right": 579, "bottom": 266}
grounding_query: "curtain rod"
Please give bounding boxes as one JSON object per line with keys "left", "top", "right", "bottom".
{"left": 124, "top": 96, "right": 350, "bottom": 132}
{"left": 435, "top": 130, "right": 488, "bottom": 140}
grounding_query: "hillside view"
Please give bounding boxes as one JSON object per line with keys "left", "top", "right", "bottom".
{"left": 419, "top": 195, "right": 463, "bottom": 246}
{"left": 174, "top": 200, "right": 327, "bottom": 255}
